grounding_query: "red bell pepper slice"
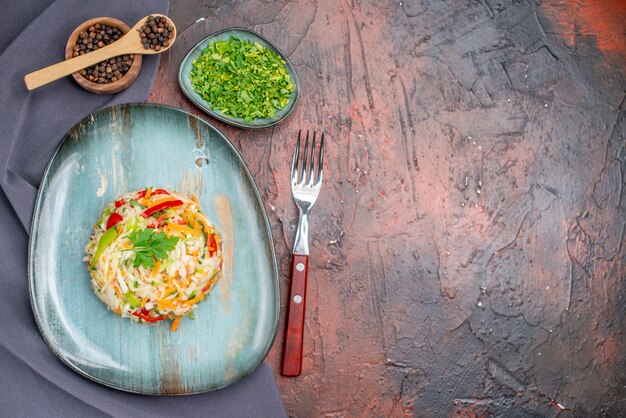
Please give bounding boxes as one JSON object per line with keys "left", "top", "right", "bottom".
{"left": 207, "top": 233, "right": 217, "bottom": 257}
{"left": 135, "top": 188, "right": 170, "bottom": 199}
{"left": 114, "top": 198, "right": 126, "bottom": 208}
{"left": 105, "top": 213, "right": 123, "bottom": 230}
{"left": 132, "top": 308, "right": 164, "bottom": 322}
{"left": 141, "top": 200, "right": 183, "bottom": 218}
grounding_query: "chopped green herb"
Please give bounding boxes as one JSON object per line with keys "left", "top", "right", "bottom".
{"left": 189, "top": 36, "right": 294, "bottom": 122}
{"left": 126, "top": 228, "right": 179, "bottom": 269}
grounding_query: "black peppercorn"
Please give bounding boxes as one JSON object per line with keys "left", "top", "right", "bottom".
{"left": 73, "top": 22, "right": 133, "bottom": 84}
{"left": 137, "top": 16, "right": 174, "bottom": 50}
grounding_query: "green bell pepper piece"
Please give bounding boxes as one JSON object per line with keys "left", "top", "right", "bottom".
{"left": 125, "top": 291, "right": 141, "bottom": 308}
{"left": 90, "top": 227, "right": 118, "bottom": 268}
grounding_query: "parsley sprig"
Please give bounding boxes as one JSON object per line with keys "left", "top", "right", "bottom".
{"left": 126, "top": 228, "right": 179, "bottom": 269}
{"left": 189, "top": 37, "right": 294, "bottom": 122}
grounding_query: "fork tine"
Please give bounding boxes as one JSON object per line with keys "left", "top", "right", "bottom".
{"left": 316, "top": 132, "right": 324, "bottom": 186}
{"left": 300, "top": 130, "right": 309, "bottom": 185}
{"left": 307, "top": 131, "right": 317, "bottom": 187}
{"left": 291, "top": 130, "right": 301, "bottom": 185}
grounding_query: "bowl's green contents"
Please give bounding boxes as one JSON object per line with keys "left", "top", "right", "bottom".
{"left": 189, "top": 36, "right": 294, "bottom": 122}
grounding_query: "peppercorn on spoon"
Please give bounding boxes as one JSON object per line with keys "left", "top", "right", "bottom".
{"left": 24, "top": 14, "right": 176, "bottom": 91}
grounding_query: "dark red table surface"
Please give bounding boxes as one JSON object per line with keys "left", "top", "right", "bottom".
{"left": 148, "top": 1, "right": 626, "bottom": 416}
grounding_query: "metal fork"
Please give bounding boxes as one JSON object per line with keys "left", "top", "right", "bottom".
{"left": 281, "top": 130, "right": 324, "bottom": 377}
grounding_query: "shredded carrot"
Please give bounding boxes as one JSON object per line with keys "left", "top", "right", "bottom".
{"left": 113, "top": 285, "right": 121, "bottom": 297}
{"left": 181, "top": 210, "right": 202, "bottom": 231}
{"left": 144, "top": 187, "right": 153, "bottom": 199}
{"left": 151, "top": 260, "right": 161, "bottom": 277}
{"left": 163, "top": 286, "right": 177, "bottom": 296}
{"left": 166, "top": 223, "right": 202, "bottom": 237}
{"left": 184, "top": 292, "right": 205, "bottom": 306}
{"left": 157, "top": 299, "right": 175, "bottom": 310}
{"left": 191, "top": 194, "right": 200, "bottom": 205}
{"left": 198, "top": 218, "right": 213, "bottom": 235}
{"left": 140, "top": 298, "right": 148, "bottom": 308}
{"left": 171, "top": 315, "right": 182, "bottom": 332}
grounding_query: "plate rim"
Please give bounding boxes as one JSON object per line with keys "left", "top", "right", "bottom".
{"left": 177, "top": 27, "right": 300, "bottom": 129}
{"left": 27, "top": 102, "right": 281, "bottom": 395}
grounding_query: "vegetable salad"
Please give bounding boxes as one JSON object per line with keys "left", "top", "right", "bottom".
{"left": 84, "top": 188, "right": 222, "bottom": 332}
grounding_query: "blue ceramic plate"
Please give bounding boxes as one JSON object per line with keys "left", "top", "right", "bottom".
{"left": 178, "top": 27, "right": 299, "bottom": 128}
{"left": 28, "top": 103, "right": 279, "bottom": 394}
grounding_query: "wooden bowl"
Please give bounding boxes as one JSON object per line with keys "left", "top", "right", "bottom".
{"left": 65, "top": 17, "right": 142, "bottom": 94}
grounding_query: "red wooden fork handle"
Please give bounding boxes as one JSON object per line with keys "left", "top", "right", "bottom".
{"left": 281, "top": 254, "right": 309, "bottom": 376}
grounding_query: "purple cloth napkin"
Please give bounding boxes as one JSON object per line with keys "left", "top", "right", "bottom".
{"left": 0, "top": 1, "right": 286, "bottom": 417}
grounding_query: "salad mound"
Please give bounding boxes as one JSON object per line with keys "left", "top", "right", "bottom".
{"left": 84, "top": 187, "right": 223, "bottom": 331}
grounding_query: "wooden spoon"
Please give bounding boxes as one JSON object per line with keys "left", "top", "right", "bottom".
{"left": 24, "top": 14, "right": 176, "bottom": 91}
